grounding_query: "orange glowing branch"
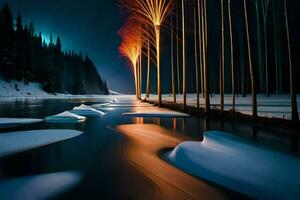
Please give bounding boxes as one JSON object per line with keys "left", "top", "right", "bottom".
{"left": 119, "top": 0, "right": 175, "bottom": 105}
{"left": 118, "top": 21, "right": 143, "bottom": 98}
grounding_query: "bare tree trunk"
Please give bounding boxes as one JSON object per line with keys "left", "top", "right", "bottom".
{"left": 171, "top": 13, "right": 176, "bottom": 103}
{"left": 255, "top": 0, "right": 265, "bottom": 94}
{"left": 220, "top": 0, "right": 225, "bottom": 111}
{"left": 155, "top": 26, "right": 162, "bottom": 105}
{"left": 202, "top": 0, "right": 210, "bottom": 112}
{"left": 238, "top": 29, "right": 247, "bottom": 97}
{"left": 182, "top": 0, "right": 186, "bottom": 109}
{"left": 146, "top": 32, "right": 151, "bottom": 99}
{"left": 134, "top": 64, "right": 138, "bottom": 99}
{"left": 244, "top": 0, "right": 258, "bottom": 118}
{"left": 176, "top": 5, "right": 181, "bottom": 95}
{"left": 228, "top": 0, "right": 236, "bottom": 110}
{"left": 273, "top": 0, "right": 282, "bottom": 94}
{"left": 262, "top": 0, "right": 270, "bottom": 97}
{"left": 194, "top": 2, "right": 199, "bottom": 109}
{"left": 284, "top": 0, "right": 299, "bottom": 121}
{"left": 136, "top": 59, "right": 140, "bottom": 99}
{"left": 139, "top": 49, "right": 142, "bottom": 99}
{"left": 197, "top": 0, "right": 204, "bottom": 99}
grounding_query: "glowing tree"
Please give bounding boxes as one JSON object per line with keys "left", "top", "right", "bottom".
{"left": 118, "top": 21, "right": 143, "bottom": 99}
{"left": 120, "top": 0, "right": 175, "bottom": 105}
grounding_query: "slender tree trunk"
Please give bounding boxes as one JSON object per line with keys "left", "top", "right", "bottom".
{"left": 176, "top": 5, "right": 181, "bottom": 95}
{"left": 244, "top": 0, "right": 258, "bottom": 118}
{"left": 146, "top": 33, "right": 151, "bottom": 99}
{"left": 182, "top": 0, "right": 186, "bottom": 109}
{"left": 134, "top": 64, "right": 138, "bottom": 99}
{"left": 262, "top": 0, "right": 270, "bottom": 97}
{"left": 197, "top": 0, "right": 204, "bottom": 99}
{"left": 273, "top": 0, "right": 282, "bottom": 94}
{"left": 228, "top": 0, "right": 235, "bottom": 110}
{"left": 284, "top": 0, "right": 299, "bottom": 121}
{"left": 194, "top": 3, "right": 199, "bottom": 109}
{"left": 139, "top": 50, "right": 142, "bottom": 98}
{"left": 202, "top": 0, "right": 210, "bottom": 112}
{"left": 136, "top": 60, "right": 140, "bottom": 99}
{"left": 155, "top": 26, "right": 162, "bottom": 105}
{"left": 255, "top": 1, "right": 265, "bottom": 94}
{"left": 238, "top": 29, "right": 247, "bottom": 97}
{"left": 220, "top": 0, "right": 225, "bottom": 111}
{"left": 171, "top": 13, "right": 176, "bottom": 103}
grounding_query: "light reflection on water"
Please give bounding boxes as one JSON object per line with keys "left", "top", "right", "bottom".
{"left": 0, "top": 98, "right": 299, "bottom": 199}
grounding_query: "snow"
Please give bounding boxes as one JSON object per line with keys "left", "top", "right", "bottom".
{"left": 0, "top": 118, "right": 43, "bottom": 128}
{"left": 109, "top": 90, "right": 121, "bottom": 95}
{"left": 45, "top": 111, "right": 86, "bottom": 123}
{"left": 146, "top": 94, "right": 300, "bottom": 120}
{"left": 0, "top": 78, "right": 125, "bottom": 100}
{"left": 0, "top": 129, "right": 83, "bottom": 158}
{"left": 165, "top": 131, "right": 300, "bottom": 200}
{"left": 0, "top": 171, "right": 83, "bottom": 200}
{"left": 0, "top": 79, "right": 50, "bottom": 97}
{"left": 71, "top": 104, "right": 106, "bottom": 116}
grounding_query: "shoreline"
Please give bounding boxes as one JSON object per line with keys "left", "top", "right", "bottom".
{"left": 145, "top": 99, "right": 300, "bottom": 136}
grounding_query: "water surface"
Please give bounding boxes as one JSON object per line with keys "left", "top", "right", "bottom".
{"left": 0, "top": 97, "right": 299, "bottom": 199}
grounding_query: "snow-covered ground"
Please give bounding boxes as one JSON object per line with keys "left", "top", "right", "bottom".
{"left": 0, "top": 118, "right": 43, "bottom": 128}
{"left": 0, "top": 79, "right": 123, "bottom": 100}
{"left": 0, "top": 171, "right": 83, "bottom": 200}
{"left": 146, "top": 94, "right": 300, "bottom": 120}
{"left": 0, "top": 79, "right": 50, "bottom": 97}
{"left": 165, "top": 131, "right": 300, "bottom": 200}
{"left": 0, "top": 129, "right": 83, "bottom": 158}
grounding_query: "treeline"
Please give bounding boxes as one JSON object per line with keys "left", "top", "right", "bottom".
{"left": 0, "top": 4, "right": 109, "bottom": 95}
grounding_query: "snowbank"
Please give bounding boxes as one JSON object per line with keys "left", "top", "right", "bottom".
{"left": 0, "top": 118, "right": 43, "bottom": 128}
{"left": 147, "top": 94, "right": 300, "bottom": 120}
{"left": 165, "top": 131, "right": 300, "bottom": 199}
{"left": 71, "top": 104, "right": 106, "bottom": 116}
{"left": 0, "top": 129, "right": 83, "bottom": 158}
{"left": 0, "top": 79, "right": 50, "bottom": 97}
{"left": 45, "top": 111, "right": 86, "bottom": 123}
{"left": 0, "top": 171, "right": 83, "bottom": 200}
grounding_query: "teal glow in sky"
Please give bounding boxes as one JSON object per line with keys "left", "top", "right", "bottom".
{"left": 1, "top": 0, "right": 134, "bottom": 93}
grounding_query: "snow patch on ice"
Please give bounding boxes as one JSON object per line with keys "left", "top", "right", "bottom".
{"left": 0, "top": 171, "right": 83, "bottom": 200}
{"left": 0, "top": 118, "right": 43, "bottom": 128}
{"left": 165, "top": 131, "right": 300, "bottom": 200}
{"left": 0, "top": 129, "right": 83, "bottom": 158}
{"left": 71, "top": 104, "right": 106, "bottom": 116}
{"left": 45, "top": 111, "right": 86, "bottom": 123}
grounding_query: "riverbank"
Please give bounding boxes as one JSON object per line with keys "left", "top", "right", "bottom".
{"left": 145, "top": 99, "right": 300, "bottom": 137}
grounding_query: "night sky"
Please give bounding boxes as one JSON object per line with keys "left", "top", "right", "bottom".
{"left": 0, "top": 0, "right": 134, "bottom": 93}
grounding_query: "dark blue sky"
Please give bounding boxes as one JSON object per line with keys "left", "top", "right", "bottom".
{"left": 0, "top": 0, "right": 134, "bottom": 93}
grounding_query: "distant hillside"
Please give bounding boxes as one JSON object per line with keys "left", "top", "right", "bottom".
{"left": 0, "top": 4, "right": 109, "bottom": 95}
